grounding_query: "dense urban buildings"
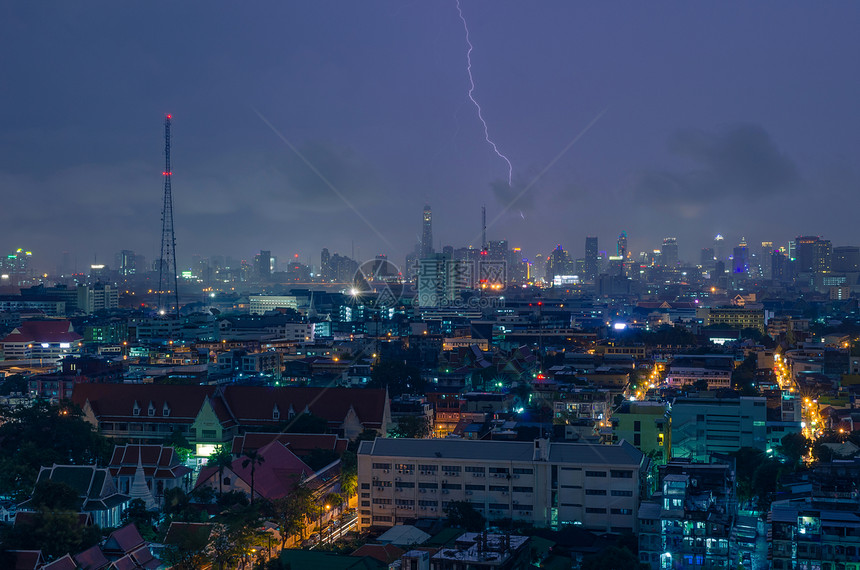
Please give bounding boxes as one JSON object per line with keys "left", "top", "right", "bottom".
{"left": 3, "top": 1, "right": 860, "bottom": 565}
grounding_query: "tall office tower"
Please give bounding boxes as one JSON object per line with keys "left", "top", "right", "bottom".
{"left": 119, "top": 250, "right": 136, "bottom": 276}
{"left": 320, "top": 248, "right": 331, "bottom": 281}
{"left": 733, "top": 238, "right": 750, "bottom": 274}
{"left": 700, "top": 248, "right": 715, "bottom": 268}
{"left": 661, "top": 237, "right": 679, "bottom": 268}
{"left": 772, "top": 250, "right": 787, "bottom": 282}
{"left": 533, "top": 254, "right": 547, "bottom": 282}
{"left": 834, "top": 246, "right": 860, "bottom": 273}
{"left": 714, "top": 234, "right": 726, "bottom": 262}
{"left": 488, "top": 240, "right": 508, "bottom": 261}
{"left": 795, "top": 235, "right": 832, "bottom": 275}
{"left": 584, "top": 237, "right": 598, "bottom": 281}
{"left": 421, "top": 204, "right": 434, "bottom": 258}
{"left": 617, "top": 231, "right": 628, "bottom": 259}
{"left": 255, "top": 250, "right": 272, "bottom": 278}
{"left": 761, "top": 241, "right": 774, "bottom": 279}
{"left": 814, "top": 239, "right": 832, "bottom": 274}
{"left": 547, "top": 245, "right": 572, "bottom": 283}
{"left": 795, "top": 236, "right": 818, "bottom": 273}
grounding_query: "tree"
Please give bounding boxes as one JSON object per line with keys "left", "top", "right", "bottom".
{"left": 0, "top": 400, "right": 112, "bottom": 499}
{"left": 160, "top": 523, "right": 211, "bottom": 570}
{"left": 270, "top": 484, "right": 314, "bottom": 548}
{"left": 389, "top": 415, "right": 430, "bottom": 439}
{"left": 30, "top": 480, "right": 80, "bottom": 511}
{"left": 778, "top": 432, "right": 809, "bottom": 467}
{"left": 445, "top": 501, "right": 485, "bottom": 532}
{"left": 2, "top": 510, "right": 102, "bottom": 561}
{"left": 0, "top": 374, "right": 27, "bottom": 396}
{"left": 750, "top": 459, "right": 782, "bottom": 508}
{"left": 242, "top": 449, "right": 266, "bottom": 505}
{"left": 581, "top": 546, "right": 648, "bottom": 570}
{"left": 301, "top": 448, "right": 340, "bottom": 471}
{"left": 339, "top": 450, "right": 358, "bottom": 499}
{"left": 121, "top": 499, "right": 158, "bottom": 542}
{"left": 208, "top": 445, "right": 233, "bottom": 498}
{"left": 369, "top": 360, "right": 424, "bottom": 397}
{"left": 732, "top": 355, "right": 757, "bottom": 393}
{"left": 168, "top": 428, "right": 194, "bottom": 463}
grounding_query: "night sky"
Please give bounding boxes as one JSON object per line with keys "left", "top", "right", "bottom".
{"left": 3, "top": 1, "right": 859, "bottom": 271}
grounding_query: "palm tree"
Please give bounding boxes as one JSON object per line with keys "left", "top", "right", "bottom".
{"left": 209, "top": 445, "right": 233, "bottom": 498}
{"left": 241, "top": 449, "right": 265, "bottom": 505}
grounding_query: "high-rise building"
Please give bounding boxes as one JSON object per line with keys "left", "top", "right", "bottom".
{"left": 834, "top": 246, "right": 860, "bottom": 273}
{"left": 546, "top": 245, "right": 572, "bottom": 283}
{"left": 700, "top": 248, "right": 715, "bottom": 269}
{"left": 254, "top": 250, "right": 272, "bottom": 279}
{"left": 661, "top": 238, "right": 678, "bottom": 268}
{"left": 584, "top": 237, "right": 598, "bottom": 281}
{"left": 487, "top": 240, "right": 508, "bottom": 261}
{"left": 617, "top": 231, "right": 628, "bottom": 259}
{"left": 760, "top": 241, "right": 774, "bottom": 280}
{"left": 714, "top": 234, "right": 726, "bottom": 262}
{"left": 795, "top": 235, "right": 818, "bottom": 273}
{"left": 795, "top": 235, "right": 832, "bottom": 275}
{"left": 320, "top": 248, "right": 331, "bottom": 281}
{"left": 732, "top": 238, "right": 749, "bottom": 275}
{"left": 119, "top": 250, "right": 136, "bottom": 277}
{"left": 421, "top": 204, "right": 434, "bottom": 258}
{"left": 772, "top": 250, "right": 788, "bottom": 282}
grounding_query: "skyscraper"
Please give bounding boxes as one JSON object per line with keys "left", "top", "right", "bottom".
{"left": 714, "top": 234, "right": 726, "bottom": 262}
{"left": 617, "top": 231, "right": 628, "bottom": 259}
{"left": 254, "top": 250, "right": 272, "bottom": 279}
{"left": 661, "top": 238, "right": 679, "bottom": 268}
{"left": 834, "top": 246, "right": 860, "bottom": 273}
{"left": 421, "top": 204, "right": 434, "bottom": 258}
{"left": 760, "top": 241, "right": 773, "bottom": 280}
{"left": 119, "top": 250, "right": 136, "bottom": 277}
{"left": 795, "top": 236, "right": 832, "bottom": 275}
{"left": 320, "top": 248, "right": 331, "bottom": 281}
{"left": 700, "top": 248, "right": 715, "bottom": 269}
{"left": 732, "top": 238, "right": 749, "bottom": 275}
{"left": 584, "top": 237, "right": 598, "bottom": 281}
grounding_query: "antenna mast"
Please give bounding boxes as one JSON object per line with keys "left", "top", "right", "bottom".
{"left": 157, "top": 114, "right": 179, "bottom": 319}
{"left": 481, "top": 205, "right": 487, "bottom": 251}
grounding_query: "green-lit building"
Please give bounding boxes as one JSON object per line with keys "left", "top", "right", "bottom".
{"left": 611, "top": 400, "right": 671, "bottom": 465}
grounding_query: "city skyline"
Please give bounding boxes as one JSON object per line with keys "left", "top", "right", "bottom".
{"left": 2, "top": 2, "right": 860, "bottom": 269}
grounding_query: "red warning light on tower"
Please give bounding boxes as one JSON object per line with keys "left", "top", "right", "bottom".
{"left": 166, "top": 114, "right": 172, "bottom": 119}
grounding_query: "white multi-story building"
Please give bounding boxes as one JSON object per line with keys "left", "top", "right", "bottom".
{"left": 357, "top": 438, "right": 647, "bottom": 534}
{"left": 665, "top": 355, "right": 733, "bottom": 389}
{"left": 249, "top": 295, "right": 298, "bottom": 315}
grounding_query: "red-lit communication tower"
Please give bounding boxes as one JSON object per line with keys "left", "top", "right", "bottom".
{"left": 157, "top": 114, "right": 179, "bottom": 318}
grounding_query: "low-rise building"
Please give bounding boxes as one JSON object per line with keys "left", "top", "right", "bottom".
{"left": 430, "top": 532, "right": 531, "bottom": 570}
{"left": 611, "top": 400, "right": 671, "bottom": 465}
{"left": 665, "top": 355, "right": 733, "bottom": 390}
{"left": 357, "top": 438, "right": 647, "bottom": 534}
{"left": 638, "top": 460, "right": 736, "bottom": 570}
{"left": 671, "top": 396, "right": 767, "bottom": 461}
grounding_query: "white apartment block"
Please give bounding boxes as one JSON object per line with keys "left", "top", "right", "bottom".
{"left": 249, "top": 295, "right": 298, "bottom": 315}
{"left": 357, "top": 438, "right": 647, "bottom": 535}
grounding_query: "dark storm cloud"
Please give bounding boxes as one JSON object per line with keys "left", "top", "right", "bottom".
{"left": 489, "top": 166, "right": 546, "bottom": 213}
{"left": 635, "top": 124, "right": 801, "bottom": 213}
{"left": 174, "top": 140, "right": 384, "bottom": 221}
{"left": 276, "top": 141, "right": 384, "bottom": 210}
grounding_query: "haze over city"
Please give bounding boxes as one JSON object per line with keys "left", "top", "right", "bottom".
{"left": 3, "top": 1, "right": 860, "bottom": 269}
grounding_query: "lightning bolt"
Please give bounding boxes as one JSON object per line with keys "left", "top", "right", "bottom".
{"left": 456, "top": 0, "right": 513, "bottom": 186}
